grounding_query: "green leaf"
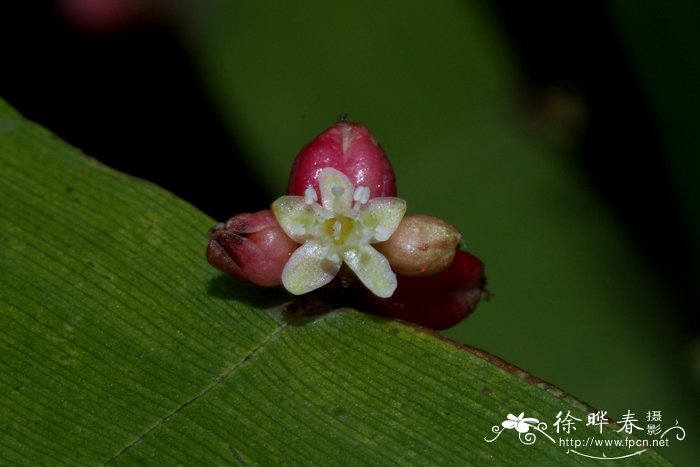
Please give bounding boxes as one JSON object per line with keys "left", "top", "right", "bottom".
{"left": 0, "top": 100, "right": 672, "bottom": 464}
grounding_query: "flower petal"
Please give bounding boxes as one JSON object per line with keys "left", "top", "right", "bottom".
{"left": 272, "top": 196, "right": 319, "bottom": 243}
{"left": 515, "top": 422, "right": 531, "bottom": 433}
{"left": 358, "top": 197, "right": 407, "bottom": 242}
{"left": 281, "top": 241, "right": 341, "bottom": 295}
{"left": 502, "top": 420, "right": 517, "bottom": 430}
{"left": 343, "top": 245, "right": 397, "bottom": 298}
{"left": 319, "top": 167, "right": 354, "bottom": 212}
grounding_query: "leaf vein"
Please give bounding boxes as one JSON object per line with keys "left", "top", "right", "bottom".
{"left": 228, "top": 443, "right": 249, "bottom": 467}
{"left": 103, "top": 320, "right": 291, "bottom": 464}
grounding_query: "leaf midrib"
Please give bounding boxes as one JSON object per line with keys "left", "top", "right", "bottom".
{"left": 104, "top": 319, "right": 291, "bottom": 464}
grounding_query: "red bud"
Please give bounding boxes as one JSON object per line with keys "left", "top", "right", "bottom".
{"left": 206, "top": 210, "right": 298, "bottom": 287}
{"left": 352, "top": 250, "right": 486, "bottom": 330}
{"left": 287, "top": 120, "right": 397, "bottom": 198}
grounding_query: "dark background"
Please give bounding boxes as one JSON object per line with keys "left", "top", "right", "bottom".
{"left": 2, "top": 1, "right": 695, "bottom": 330}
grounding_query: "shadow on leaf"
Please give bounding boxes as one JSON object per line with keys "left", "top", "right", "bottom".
{"left": 206, "top": 274, "right": 376, "bottom": 326}
{"left": 207, "top": 274, "right": 289, "bottom": 309}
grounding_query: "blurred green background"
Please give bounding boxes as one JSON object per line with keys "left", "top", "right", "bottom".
{"left": 2, "top": 0, "right": 698, "bottom": 463}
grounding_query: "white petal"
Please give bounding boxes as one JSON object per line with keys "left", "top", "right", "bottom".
{"left": 272, "top": 196, "right": 319, "bottom": 243}
{"left": 281, "top": 242, "right": 341, "bottom": 295}
{"left": 515, "top": 422, "right": 531, "bottom": 433}
{"left": 319, "top": 168, "right": 354, "bottom": 213}
{"left": 358, "top": 197, "right": 406, "bottom": 242}
{"left": 343, "top": 245, "right": 397, "bottom": 298}
{"left": 502, "top": 420, "right": 517, "bottom": 430}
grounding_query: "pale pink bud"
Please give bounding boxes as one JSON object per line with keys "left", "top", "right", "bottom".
{"left": 287, "top": 120, "right": 397, "bottom": 198}
{"left": 206, "top": 210, "right": 297, "bottom": 287}
{"left": 376, "top": 214, "right": 461, "bottom": 276}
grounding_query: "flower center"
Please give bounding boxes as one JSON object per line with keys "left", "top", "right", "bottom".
{"left": 323, "top": 216, "right": 355, "bottom": 245}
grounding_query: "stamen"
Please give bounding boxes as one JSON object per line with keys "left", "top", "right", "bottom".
{"left": 353, "top": 186, "right": 370, "bottom": 205}
{"left": 304, "top": 186, "right": 317, "bottom": 205}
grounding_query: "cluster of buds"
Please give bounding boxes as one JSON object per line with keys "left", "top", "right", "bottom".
{"left": 207, "top": 119, "right": 486, "bottom": 329}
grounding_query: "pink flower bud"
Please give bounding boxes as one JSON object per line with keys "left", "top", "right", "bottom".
{"left": 352, "top": 250, "right": 486, "bottom": 330}
{"left": 375, "top": 214, "right": 461, "bottom": 276}
{"left": 206, "top": 210, "right": 298, "bottom": 287}
{"left": 287, "top": 120, "right": 397, "bottom": 198}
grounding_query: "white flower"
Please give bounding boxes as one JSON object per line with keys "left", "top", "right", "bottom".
{"left": 272, "top": 168, "right": 406, "bottom": 298}
{"left": 502, "top": 413, "right": 540, "bottom": 433}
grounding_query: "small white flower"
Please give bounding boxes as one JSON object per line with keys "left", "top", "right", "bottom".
{"left": 502, "top": 413, "right": 540, "bottom": 433}
{"left": 272, "top": 167, "right": 406, "bottom": 298}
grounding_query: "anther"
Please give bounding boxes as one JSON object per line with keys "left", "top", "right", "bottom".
{"left": 353, "top": 186, "right": 370, "bottom": 205}
{"left": 304, "top": 186, "right": 317, "bottom": 205}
